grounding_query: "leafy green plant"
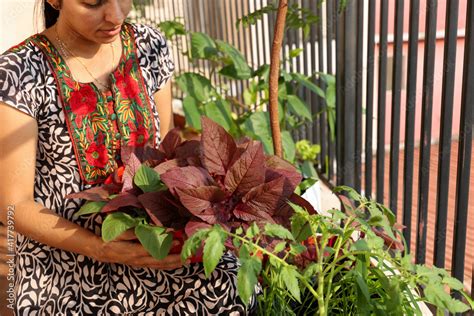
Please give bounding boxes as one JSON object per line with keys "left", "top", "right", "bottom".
{"left": 182, "top": 186, "right": 474, "bottom": 315}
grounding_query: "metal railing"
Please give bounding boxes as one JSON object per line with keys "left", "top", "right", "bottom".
{"left": 133, "top": 0, "right": 473, "bottom": 294}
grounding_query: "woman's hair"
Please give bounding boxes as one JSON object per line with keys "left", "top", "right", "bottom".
{"left": 36, "top": 0, "right": 60, "bottom": 29}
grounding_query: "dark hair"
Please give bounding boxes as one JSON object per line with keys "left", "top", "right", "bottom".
{"left": 37, "top": 0, "right": 60, "bottom": 29}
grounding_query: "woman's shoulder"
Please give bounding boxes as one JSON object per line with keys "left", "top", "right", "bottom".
{"left": 127, "top": 22, "right": 169, "bottom": 48}
{"left": 0, "top": 35, "right": 46, "bottom": 73}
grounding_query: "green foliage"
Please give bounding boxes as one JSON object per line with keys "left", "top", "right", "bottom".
{"left": 135, "top": 223, "right": 173, "bottom": 260}
{"left": 75, "top": 201, "right": 106, "bottom": 217}
{"left": 101, "top": 212, "right": 138, "bottom": 242}
{"left": 183, "top": 187, "right": 473, "bottom": 315}
{"left": 134, "top": 165, "right": 163, "bottom": 193}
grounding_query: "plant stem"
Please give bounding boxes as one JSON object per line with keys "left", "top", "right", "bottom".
{"left": 269, "top": 0, "right": 288, "bottom": 158}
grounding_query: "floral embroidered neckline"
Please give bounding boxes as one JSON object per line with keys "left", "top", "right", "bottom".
{"left": 31, "top": 23, "right": 157, "bottom": 184}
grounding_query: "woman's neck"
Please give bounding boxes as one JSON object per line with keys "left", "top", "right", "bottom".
{"left": 53, "top": 21, "right": 104, "bottom": 59}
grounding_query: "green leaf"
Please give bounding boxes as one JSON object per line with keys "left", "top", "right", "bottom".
{"left": 176, "top": 73, "right": 216, "bottom": 103}
{"left": 281, "top": 266, "right": 301, "bottom": 302}
{"left": 203, "top": 228, "right": 226, "bottom": 277}
{"left": 217, "top": 40, "right": 252, "bottom": 80}
{"left": 76, "top": 201, "right": 106, "bottom": 217}
{"left": 273, "top": 241, "right": 287, "bottom": 253}
{"left": 158, "top": 20, "right": 186, "bottom": 39}
{"left": 351, "top": 239, "right": 370, "bottom": 252}
{"left": 301, "top": 160, "right": 318, "bottom": 178}
{"left": 289, "top": 243, "right": 306, "bottom": 255}
{"left": 237, "top": 255, "right": 261, "bottom": 305}
{"left": 286, "top": 94, "right": 312, "bottom": 121}
{"left": 134, "top": 165, "right": 162, "bottom": 193}
{"left": 181, "top": 228, "right": 210, "bottom": 261}
{"left": 264, "top": 223, "right": 295, "bottom": 241}
{"left": 281, "top": 131, "right": 296, "bottom": 163}
{"left": 204, "top": 98, "right": 235, "bottom": 132}
{"left": 101, "top": 212, "right": 138, "bottom": 242}
{"left": 135, "top": 223, "right": 172, "bottom": 260}
{"left": 289, "top": 48, "right": 304, "bottom": 58}
{"left": 190, "top": 32, "right": 218, "bottom": 59}
{"left": 182, "top": 96, "right": 202, "bottom": 130}
{"left": 292, "top": 73, "right": 325, "bottom": 98}
{"left": 245, "top": 222, "right": 260, "bottom": 239}
{"left": 291, "top": 214, "right": 312, "bottom": 242}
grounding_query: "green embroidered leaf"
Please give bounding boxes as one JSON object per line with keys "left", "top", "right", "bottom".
{"left": 101, "top": 212, "right": 138, "bottom": 242}
{"left": 75, "top": 201, "right": 107, "bottom": 217}
{"left": 135, "top": 223, "right": 173, "bottom": 260}
{"left": 134, "top": 165, "right": 163, "bottom": 193}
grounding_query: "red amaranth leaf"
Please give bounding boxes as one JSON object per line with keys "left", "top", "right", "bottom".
{"left": 184, "top": 220, "right": 212, "bottom": 237}
{"left": 159, "top": 128, "right": 182, "bottom": 159}
{"left": 138, "top": 191, "right": 190, "bottom": 227}
{"left": 121, "top": 153, "right": 142, "bottom": 192}
{"left": 272, "top": 193, "right": 317, "bottom": 228}
{"left": 200, "top": 116, "right": 237, "bottom": 176}
{"left": 232, "top": 203, "right": 275, "bottom": 223}
{"left": 102, "top": 192, "right": 142, "bottom": 213}
{"left": 154, "top": 158, "right": 190, "bottom": 175}
{"left": 66, "top": 184, "right": 119, "bottom": 202}
{"left": 175, "top": 186, "right": 226, "bottom": 222}
{"left": 240, "top": 176, "right": 293, "bottom": 216}
{"left": 175, "top": 140, "right": 201, "bottom": 159}
{"left": 161, "top": 166, "right": 214, "bottom": 193}
{"left": 224, "top": 142, "right": 266, "bottom": 195}
{"left": 265, "top": 156, "right": 302, "bottom": 189}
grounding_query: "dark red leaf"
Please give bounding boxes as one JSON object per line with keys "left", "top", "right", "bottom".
{"left": 265, "top": 156, "right": 302, "bottom": 190}
{"left": 288, "top": 193, "right": 317, "bottom": 214}
{"left": 175, "top": 140, "right": 201, "bottom": 159}
{"left": 185, "top": 220, "right": 212, "bottom": 237}
{"left": 272, "top": 193, "right": 316, "bottom": 228}
{"left": 102, "top": 192, "right": 142, "bottom": 213}
{"left": 241, "top": 176, "right": 293, "bottom": 216}
{"left": 121, "top": 153, "right": 142, "bottom": 192}
{"left": 232, "top": 203, "right": 275, "bottom": 223}
{"left": 224, "top": 142, "right": 266, "bottom": 195}
{"left": 154, "top": 158, "right": 189, "bottom": 175}
{"left": 161, "top": 166, "right": 214, "bottom": 193}
{"left": 138, "top": 191, "right": 190, "bottom": 227}
{"left": 66, "top": 184, "right": 119, "bottom": 202}
{"left": 176, "top": 186, "right": 225, "bottom": 213}
{"left": 200, "top": 116, "right": 237, "bottom": 176}
{"left": 159, "top": 128, "right": 182, "bottom": 159}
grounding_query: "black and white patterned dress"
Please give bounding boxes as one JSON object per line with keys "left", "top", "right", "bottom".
{"left": 0, "top": 23, "right": 255, "bottom": 315}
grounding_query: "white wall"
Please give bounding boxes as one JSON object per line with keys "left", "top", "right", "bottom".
{"left": 0, "top": 0, "right": 40, "bottom": 53}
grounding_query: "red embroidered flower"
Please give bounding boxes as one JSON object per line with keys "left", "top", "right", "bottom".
{"left": 116, "top": 72, "right": 141, "bottom": 102}
{"left": 69, "top": 85, "right": 98, "bottom": 116}
{"left": 128, "top": 127, "right": 149, "bottom": 147}
{"left": 85, "top": 143, "right": 109, "bottom": 168}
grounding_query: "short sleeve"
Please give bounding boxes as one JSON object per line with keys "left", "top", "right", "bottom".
{"left": 133, "top": 24, "right": 175, "bottom": 95}
{"left": 0, "top": 47, "right": 39, "bottom": 119}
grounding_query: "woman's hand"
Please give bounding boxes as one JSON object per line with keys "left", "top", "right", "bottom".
{"left": 96, "top": 229, "right": 186, "bottom": 270}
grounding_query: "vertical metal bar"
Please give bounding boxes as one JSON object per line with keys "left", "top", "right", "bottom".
{"left": 434, "top": 0, "right": 460, "bottom": 269}
{"left": 326, "top": 0, "right": 335, "bottom": 181}
{"left": 316, "top": 1, "right": 327, "bottom": 175}
{"left": 416, "top": 0, "right": 438, "bottom": 265}
{"left": 402, "top": 0, "right": 420, "bottom": 249}
{"left": 312, "top": 1, "right": 321, "bottom": 157}
{"left": 451, "top": 0, "right": 473, "bottom": 285}
{"left": 389, "top": 0, "right": 404, "bottom": 215}
{"left": 376, "top": 0, "right": 389, "bottom": 203}
{"left": 365, "top": 0, "right": 376, "bottom": 199}
{"left": 354, "top": 0, "right": 364, "bottom": 192}
{"left": 335, "top": 0, "right": 345, "bottom": 186}
{"left": 341, "top": 0, "right": 357, "bottom": 187}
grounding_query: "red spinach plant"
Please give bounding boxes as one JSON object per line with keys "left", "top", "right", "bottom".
{"left": 67, "top": 117, "right": 313, "bottom": 261}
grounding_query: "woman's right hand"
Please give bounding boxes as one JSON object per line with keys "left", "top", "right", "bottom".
{"left": 95, "top": 237, "right": 186, "bottom": 270}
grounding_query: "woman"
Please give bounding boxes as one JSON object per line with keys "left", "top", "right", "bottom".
{"left": 0, "top": 0, "right": 254, "bottom": 314}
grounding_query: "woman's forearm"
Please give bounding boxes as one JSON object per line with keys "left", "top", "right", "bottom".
{"left": 11, "top": 200, "right": 102, "bottom": 259}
